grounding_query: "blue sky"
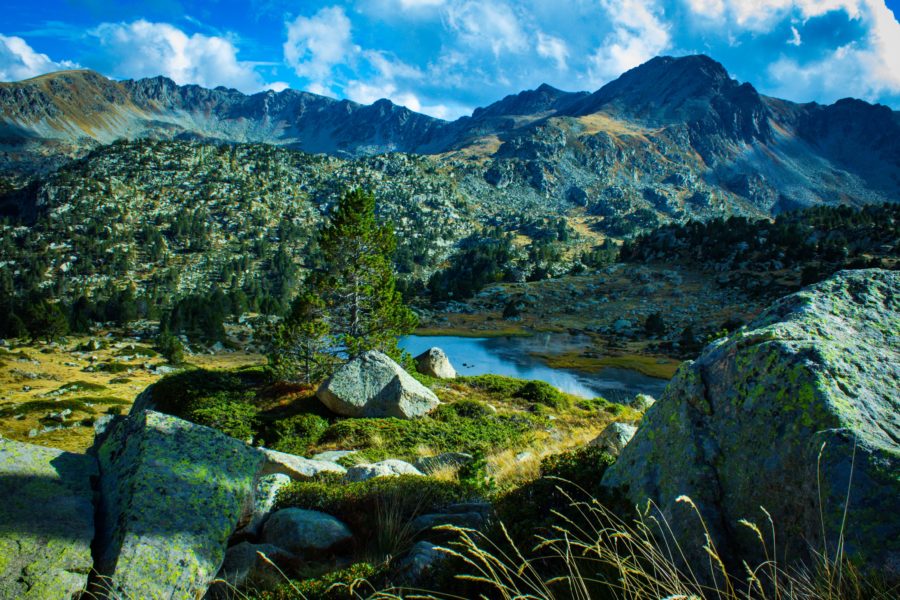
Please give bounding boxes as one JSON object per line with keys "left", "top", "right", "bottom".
{"left": 1, "top": 0, "right": 899, "bottom": 119}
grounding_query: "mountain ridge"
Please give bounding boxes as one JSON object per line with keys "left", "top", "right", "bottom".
{"left": 1, "top": 54, "right": 898, "bottom": 220}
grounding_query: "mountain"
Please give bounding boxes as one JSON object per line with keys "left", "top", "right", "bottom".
{"left": 1, "top": 54, "right": 899, "bottom": 222}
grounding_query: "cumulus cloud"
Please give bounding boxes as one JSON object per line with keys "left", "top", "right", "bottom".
{"left": 536, "top": 32, "right": 569, "bottom": 70}
{"left": 0, "top": 34, "right": 77, "bottom": 81}
{"left": 589, "top": 0, "right": 671, "bottom": 83}
{"left": 283, "top": 6, "right": 357, "bottom": 90}
{"left": 90, "top": 20, "right": 265, "bottom": 92}
{"left": 446, "top": 2, "right": 528, "bottom": 57}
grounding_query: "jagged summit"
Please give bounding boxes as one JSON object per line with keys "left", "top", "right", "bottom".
{"left": 566, "top": 54, "right": 771, "bottom": 144}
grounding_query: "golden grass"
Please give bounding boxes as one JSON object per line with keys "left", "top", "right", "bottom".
{"left": 0, "top": 337, "right": 263, "bottom": 453}
{"left": 533, "top": 351, "right": 680, "bottom": 379}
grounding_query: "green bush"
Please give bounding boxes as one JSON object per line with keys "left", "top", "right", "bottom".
{"left": 95, "top": 361, "right": 130, "bottom": 373}
{"left": 458, "top": 374, "right": 524, "bottom": 396}
{"left": 319, "top": 410, "right": 537, "bottom": 462}
{"left": 271, "top": 413, "right": 330, "bottom": 454}
{"left": 432, "top": 398, "right": 493, "bottom": 419}
{"left": 188, "top": 392, "right": 259, "bottom": 440}
{"left": 514, "top": 380, "right": 570, "bottom": 410}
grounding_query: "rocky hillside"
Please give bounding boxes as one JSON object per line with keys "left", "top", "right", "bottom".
{"left": 2, "top": 55, "right": 898, "bottom": 223}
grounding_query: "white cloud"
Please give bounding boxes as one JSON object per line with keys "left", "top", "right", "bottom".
{"left": 90, "top": 20, "right": 265, "bottom": 92}
{"left": 283, "top": 6, "right": 357, "bottom": 90}
{"left": 536, "top": 32, "right": 569, "bottom": 70}
{"left": 447, "top": 2, "right": 528, "bottom": 57}
{"left": 589, "top": 0, "right": 671, "bottom": 83}
{"left": 0, "top": 34, "right": 77, "bottom": 81}
{"left": 765, "top": 0, "right": 900, "bottom": 102}
{"left": 788, "top": 25, "right": 802, "bottom": 45}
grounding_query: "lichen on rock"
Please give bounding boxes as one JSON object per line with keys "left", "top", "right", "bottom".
{"left": 603, "top": 269, "right": 900, "bottom": 579}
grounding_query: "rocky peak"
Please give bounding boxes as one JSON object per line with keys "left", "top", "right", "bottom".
{"left": 568, "top": 54, "right": 772, "bottom": 146}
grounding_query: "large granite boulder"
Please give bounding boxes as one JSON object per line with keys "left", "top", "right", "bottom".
{"left": 603, "top": 270, "right": 900, "bottom": 578}
{"left": 0, "top": 439, "right": 97, "bottom": 599}
{"left": 415, "top": 347, "right": 457, "bottom": 379}
{"left": 317, "top": 350, "right": 441, "bottom": 418}
{"left": 210, "top": 542, "right": 294, "bottom": 593}
{"left": 239, "top": 473, "right": 293, "bottom": 538}
{"left": 262, "top": 508, "right": 353, "bottom": 555}
{"left": 93, "top": 410, "right": 266, "bottom": 599}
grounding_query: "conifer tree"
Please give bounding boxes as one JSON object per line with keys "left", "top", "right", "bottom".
{"left": 270, "top": 188, "right": 416, "bottom": 380}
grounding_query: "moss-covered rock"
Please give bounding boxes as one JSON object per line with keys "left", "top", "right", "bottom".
{"left": 93, "top": 410, "right": 266, "bottom": 599}
{"left": 0, "top": 439, "right": 97, "bottom": 599}
{"left": 603, "top": 269, "right": 900, "bottom": 579}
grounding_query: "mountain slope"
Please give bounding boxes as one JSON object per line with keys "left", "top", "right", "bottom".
{"left": 1, "top": 54, "right": 898, "bottom": 221}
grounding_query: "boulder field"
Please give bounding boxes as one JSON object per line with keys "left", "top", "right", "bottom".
{"left": 0, "top": 269, "right": 896, "bottom": 597}
{"left": 603, "top": 269, "right": 899, "bottom": 578}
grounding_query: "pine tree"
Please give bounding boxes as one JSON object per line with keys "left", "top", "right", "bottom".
{"left": 270, "top": 188, "right": 417, "bottom": 380}
{"left": 312, "top": 188, "right": 417, "bottom": 358}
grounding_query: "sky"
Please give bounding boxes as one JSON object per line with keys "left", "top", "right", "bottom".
{"left": 1, "top": 0, "right": 899, "bottom": 120}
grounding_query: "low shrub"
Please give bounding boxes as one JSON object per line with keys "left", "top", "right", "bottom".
{"left": 188, "top": 391, "right": 259, "bottom": 440}
{"left": 270, "top": 413, "right": 330, "bottom": 455}
{"left": 514, "top": 380, "right": 570, "bottom": 410}
{"left": 458, "top": 374, "right": 524, "bottom": 396}
{"left": 318, "top": 410, "right": 537, "bottom": 462}
{"left": 95, "top": 361, "right": 130, "bottom": 374}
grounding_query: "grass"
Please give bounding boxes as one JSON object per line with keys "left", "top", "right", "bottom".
{"left": 534, "top": 351, "right": 681, "bottom": 379}
{"left": 413, "top": 326, "right": 531, "bottom": 338}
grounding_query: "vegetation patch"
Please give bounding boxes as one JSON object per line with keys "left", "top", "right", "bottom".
{"left": 51, "top": 380, "right": 108, "bottom": 395}
{"left": 535, "top": 351, "right": 680, "bottom": 379}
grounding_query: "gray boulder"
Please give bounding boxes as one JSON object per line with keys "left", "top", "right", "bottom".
{"left": 629, "top": 393, "right": 656, "bottom": 411}
{"left": 415, "top": 347, "right": 457, "bottom": 379}
{"left": 398, "top": 541, "right": 445, "bottom": 582}
{"left": 210, "top": 542, "right": 293, "bottom": 592}
{"left": 603, "top": 270, "right": 900, "bottom": 579}
{"left": 317, "top": 350, "right": 440, "bottom": 418}
{"left": 0, "top": 439, "right": 97, "bottom": 600}
{"left": 240, "top": 474, "right": 293, "bottom": 537}
{"left": 261, "top": 448, "right": 346, "bottom": 479}
{"left": 345, "top": 459, "right": 424, "bottom": 482}
{"left": 93, "top": 410, "right": 266, "bottom": 600}
{"left": 262, "top": 508, "right": 353, "bottom": 555}
{"left": 589, "top": 422, "right": 637, "bottom": 456}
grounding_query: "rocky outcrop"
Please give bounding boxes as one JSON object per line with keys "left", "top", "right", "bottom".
{"left": 415, "top": 347, "right": 457, "bottom": 379}
{"left": 345, "top": 459, "right": 424, "bottom": 482}
{"left": 261, "top": 448, "right": 347, "bottom": 479}
{"left": 589, "top": 422, "right": 637, "bottom": 456}
{"left": 262, "top": 509, "right": 353, "bottom": 556}
{"left": 93, "top": 410, "right": 266, "bottom": 600}
{"left": 603, "top": 270, "right": 900, "bottom": 578}
{"left": 317, "top": 350, "right": 441, "bottom": 418}
{"left": 0, "top": 439, "right": 97, "bottom": 600}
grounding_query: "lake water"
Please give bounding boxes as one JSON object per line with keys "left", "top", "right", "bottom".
{"left": 399, "top": 333, "right": 670, "bottom": 401}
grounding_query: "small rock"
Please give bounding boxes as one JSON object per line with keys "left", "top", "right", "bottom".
{"left": 589, "top": 422, "right": 637, "bottom": 456}
{"left": 210, "top": 542, "right": 292, "bottom": 593}
{"left": 311, "top": 450, "right": 357, "bottom": 462}
{"left": 398, "top": 541, "right": 445, "bottom": 583}
{"left": 630, "top": 394, "right": 656, "bottom": 411}
{"left": 261, "top": 448, "right": 346, "bottom": 479}
{"left": 262, "top": 508, "right": 353, "bottom": 555}
{"left": 241, "top": 474, "right": 293, "bottom": 537}
{"left": 414, "top": 347, "right": 457, "bottom": 379}
{"left": 345, "top": 459, "right": 423, "bottom": 482}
